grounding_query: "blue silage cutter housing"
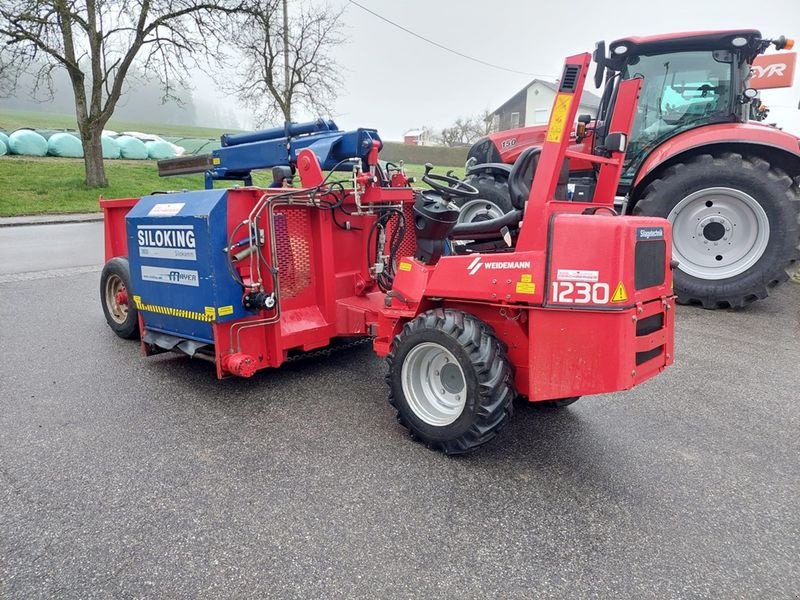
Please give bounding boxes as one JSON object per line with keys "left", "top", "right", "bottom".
{"left": 157, "top": 119, "right": 383, "bottom": 188}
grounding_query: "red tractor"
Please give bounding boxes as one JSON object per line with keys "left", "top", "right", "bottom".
{"left": 464, "top": 30, "right": 799, "bottom": 309}
{"left": 100, "top": 53, "right": 674, "bottom": 454}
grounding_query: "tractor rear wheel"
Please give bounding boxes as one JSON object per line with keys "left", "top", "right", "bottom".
{"left": 457, "top": 172, "right": 512, "bottom": 224}
{"left": 100, "top": 257, "right": 139, "bottom": 339}
{"left": 634, "top": 153, "right": 800, "bottom": 308}
{"left": 386, "top": 308, "right": 514, "bottom": 454}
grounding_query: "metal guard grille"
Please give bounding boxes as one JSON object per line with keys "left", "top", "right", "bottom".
{"left": 274, "top": 209, "right": 313, "bottom": 299}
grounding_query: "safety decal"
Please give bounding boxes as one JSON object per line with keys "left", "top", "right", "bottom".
{"left": 218, "top": 305, "right": 234, "bottom": 316}
{"left": 398, "top": 261, "right": 412, "bottom": 272}
{"left": 516, "top": 274, "right": 536, "bottom": 295}
{"left": 611, "top": 282, "right": 628, "bottom": 303}
{"left": 132, "top": 296, "right": 216, "bottom": 322}
{"left": 545, "top": 94, "right": 573, "bottom": 143}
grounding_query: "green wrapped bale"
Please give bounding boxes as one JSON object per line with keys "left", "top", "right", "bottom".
{"left": 0, "top": 132, "right": 9, "bottom": 150}
{"left": 8, "top": 129, "right": 48, "bottom": 156}
{"left": 116, "top": 135, "right": 148, "bottom": 160}
{"left": 145, "top": 140, "right": 176, "bottom": 160}
{"left": 102, "top": 136, "right": 121, "bottom": 159}
{"left": 0, "top": 139, "right": 6, "bottom": 157}
{"left": 47, "top": 132, "right": 84, "bottom": 158}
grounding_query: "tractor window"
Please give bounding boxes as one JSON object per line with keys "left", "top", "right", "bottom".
{"left": 623, "top": 51, "right": 734, "bottom": 170}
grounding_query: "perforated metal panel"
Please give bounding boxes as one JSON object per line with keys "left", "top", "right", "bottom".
{"left": 274, "top": 209, "right": 313, "bottom": 299}
{"left": 396, "top": 203, "right": 417, "bottom": 259}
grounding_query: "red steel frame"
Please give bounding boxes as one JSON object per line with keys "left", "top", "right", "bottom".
{"left": 100, "top": 52, "right": 674, "bottom": 403}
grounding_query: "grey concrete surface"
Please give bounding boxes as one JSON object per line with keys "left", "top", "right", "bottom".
{"left": 0, "top": 213, "right": 103, "bottom": 228}
{"left": 0, "top": 221, "right": 103, "bottom": 276}
{"left": 0, "top": 239, "right": 799, "bottom": 598}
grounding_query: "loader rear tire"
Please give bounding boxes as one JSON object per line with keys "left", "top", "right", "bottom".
{"left": 386, "top": 308, "right": 515, "bottom": 455}
{"left": 633, "top": 153, "right": 800, "bottom": 309}
{"left": 101, "top": 257, "right": 139, "bottom": 340}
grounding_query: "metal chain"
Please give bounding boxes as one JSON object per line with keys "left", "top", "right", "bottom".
{"left": 285, "top": 336, "right": 375, "bottom": 363}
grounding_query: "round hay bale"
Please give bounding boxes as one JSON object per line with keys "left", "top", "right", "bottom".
{"left": 8, "top": 129, "right": 48, "bottom": 156}
{"left": 102, "top": 136, "right": 121, "bottom": 160}
{"left": 116, "top": 135, "right": 148, "bottom": 160}
{"left": 0, "top": 139, "right": 6, "bottom": 157}
{"left": 0, "top": 132, "right": 9, "bottom": 150}
{"left": 47, "top": 132, "right": 84, "bottom": 158}
{"left": 145, "top": 140, "right": 176, "bottom": 160}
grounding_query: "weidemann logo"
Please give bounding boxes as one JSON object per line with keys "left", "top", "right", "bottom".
{"left": 637, "top": 227, "right": 664, "bottom": 241}
{"left": 468, "top": 256, "right": 531, "bottom": 275}
{"left": 140, "top": 266, "right": 200, "bottom": 287}
{"left": 137, "top": 224, "right": 197, "bottom": 261}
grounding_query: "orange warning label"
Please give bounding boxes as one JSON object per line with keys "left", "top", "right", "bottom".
{"left": 545, "top": 94, "right": 573, "bottom": 143}
{"left": 611, "top": 282, "right": 628, "bottom": 303}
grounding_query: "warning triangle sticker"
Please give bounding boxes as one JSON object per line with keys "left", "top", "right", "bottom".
{"left": 611, "top": 282, "right": 628, "bottom": 303}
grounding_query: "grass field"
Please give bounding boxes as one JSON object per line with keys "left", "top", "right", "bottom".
{"left": 0, "top": 156, "right": 462, "bottom": 216}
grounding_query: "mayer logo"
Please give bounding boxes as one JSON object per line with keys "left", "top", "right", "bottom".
{"left": 137, "top": 224, "right": 197, "bottom": 261}
{"left": 637, "top": 227, "right": 664, "bottom": 241}
{"left": 751, "top": 53, "right": 796, "bottom": 89}
{"left": 140, "top": 266, "right": 200, "bottom": 287}
{"left": 468, "top": 256, "right": 531, "bottom": 275}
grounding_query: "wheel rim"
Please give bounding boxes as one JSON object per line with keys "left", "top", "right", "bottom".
{"left": 104, "top": 274, "right": 129, "bottom": 324}
{"left": 668, "top": 187, "right": 770, "bottom": 280}
{"left": 457, "top": 199, "right": 505, "bottom": 224}
{"left": 401, "top": 342, "right": 467, "bottom": 426}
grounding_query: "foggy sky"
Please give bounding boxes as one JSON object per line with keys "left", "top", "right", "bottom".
{"left": 194, "top": 0, "right": 800, "bottom": 140}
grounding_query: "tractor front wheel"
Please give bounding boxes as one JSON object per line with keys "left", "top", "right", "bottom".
{"left": 386, "top": 309, "right": 515, "bottom": 454}
{"left": 634, "top": 152, "right": 800, "bottom": 308}
{"left": 100, "top": 257, "right": 139, "bottom": 339}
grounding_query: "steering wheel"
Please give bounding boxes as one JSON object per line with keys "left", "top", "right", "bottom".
{"left": 422, "top": 163, "right": 479, "bottom": 198}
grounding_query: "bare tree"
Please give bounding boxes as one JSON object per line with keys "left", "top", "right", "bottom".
{"left": 230, "top": 0, "right": 345, "bottom": 125}
{"left": 0, "top": 0, "right": 247, "bottom": 187}
{"left": 439, "top": 110, "right": 495, "bottom": 147}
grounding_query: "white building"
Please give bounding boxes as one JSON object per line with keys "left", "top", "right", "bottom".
{"left": 489, "top": 79, "right": 602, "bottom": 132}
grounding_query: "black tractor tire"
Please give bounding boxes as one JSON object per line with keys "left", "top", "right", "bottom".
{"left": 532, "top": 397, "right": 580, "bottom": 410}
{"left": 457, "top": 172, "right": 513, "bottom": 221}
{"left": 100, "top": 257, "right": 140, "bottom": 339}
{"left": 633, "top": 152, "right": 800, "bottom": 309}
{"left": 386, "top": 308, "right": 515, "bottom": 455}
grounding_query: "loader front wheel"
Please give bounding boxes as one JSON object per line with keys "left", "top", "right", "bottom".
{"left": 386, "top": 309, "right": 514, "bottom": 454}
{"left": 100, "top": 257, "right": 139, "bottom": 340}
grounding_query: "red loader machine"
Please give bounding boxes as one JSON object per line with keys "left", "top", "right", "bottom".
{"left": 100, "top": 53, "right": 675, "bottom": 454}
{"left": 464, "top": 30, "right": 800, "bottom": 309}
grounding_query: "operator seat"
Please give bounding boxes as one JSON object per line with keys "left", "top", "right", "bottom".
{"left": 449, "top": 147, "right": 571, "bottom": 241}
{"left": 508, "top": 146, "right": 541, "bottom": 209}
{"left": 508, "top": 146, "right": 570, "bottom": 208}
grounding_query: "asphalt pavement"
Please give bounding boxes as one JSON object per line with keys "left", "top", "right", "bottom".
{"left": 1, "top": 222, "right": 798, "bottom": 598}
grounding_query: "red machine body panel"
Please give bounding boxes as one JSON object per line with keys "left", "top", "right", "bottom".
{"left": 99, "top": 196, "right": 137, "bottom": 261}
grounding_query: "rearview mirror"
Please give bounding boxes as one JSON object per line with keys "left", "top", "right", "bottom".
{"left": 603, "top": 132, "right": 627, "bottom": 154}
{"left": 593, "top": 40, "right": 607, "bottom": 89}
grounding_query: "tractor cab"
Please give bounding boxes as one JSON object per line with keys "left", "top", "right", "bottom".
{"left": 593, "top": 30, "right": 794, "bottom": 184}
